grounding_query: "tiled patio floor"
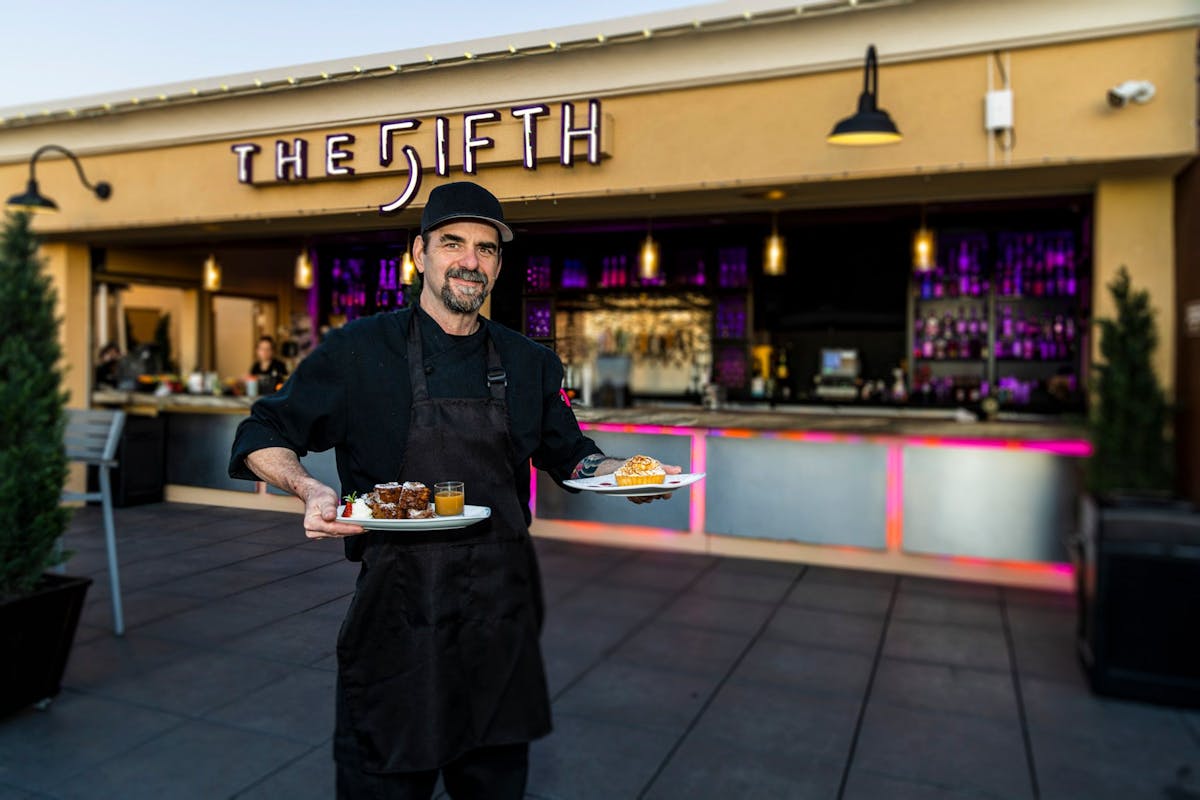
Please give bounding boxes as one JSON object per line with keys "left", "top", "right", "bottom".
{"left": 2, "top": 502, "right": 1198, "bottom": 799}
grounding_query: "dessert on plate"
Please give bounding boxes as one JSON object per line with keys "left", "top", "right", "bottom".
{"left": 613, "top": 455, "right": 666, "bottom": 486}
{"left": 347, "top": 481, "right": 436, "bottom": 519}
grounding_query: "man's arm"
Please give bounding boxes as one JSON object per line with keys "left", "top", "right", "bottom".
{"left": 245, "top": 446, "right": 364, "bottom": 539}
{"left": 570, "top": 453, "right": 626, "bottom": 479}
{"left": 570, "top": 452, "right": 683, "bottom": 504}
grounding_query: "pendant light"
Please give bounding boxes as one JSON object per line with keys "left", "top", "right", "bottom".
{"left": 202, "top": 254, "right": 222, "bottom": 292}
{"left": 294, "top": 247, "right": 314, "bottom": 289}
{"left": 638, "top": 232, "right": 660, "bottom": 282}
{"left": 827, "top": 45, "right": 903, "bottom": 146}
{"left": 638, "top": 223, "right": 660, "bottom": 283}
{"left": 763, "top": 214, "right": 786, "bottom": 277}
{"left": 912, "top": 208, "right": 935, "bottom": 272}
{"left": 400, "top": 248, "right": 417, "bottom": 286}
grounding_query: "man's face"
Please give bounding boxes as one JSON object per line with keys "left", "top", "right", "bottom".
{"left": 414, "top": 220, "right": 503, "bottom": 314}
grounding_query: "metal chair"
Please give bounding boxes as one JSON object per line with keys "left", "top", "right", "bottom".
{"left": 62, "top": 408, "right": 127, "bottom": 635}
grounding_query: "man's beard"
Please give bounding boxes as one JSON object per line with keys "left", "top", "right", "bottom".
{"left": 439, "top": 268, "right": 490, "bottom": 313}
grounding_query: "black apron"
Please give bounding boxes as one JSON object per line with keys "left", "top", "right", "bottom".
{"left": 334, "top": 314, "right": 552, "bottom": 774}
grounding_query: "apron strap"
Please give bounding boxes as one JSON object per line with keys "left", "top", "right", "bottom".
{"left": 485, "top": 334, "right": 506, "bottom": 401}
{"left": 407, "top": 310, "right": 431, "bottom": 404}
{"left": 408, "top": 308, "right": 507, "bottom": 402}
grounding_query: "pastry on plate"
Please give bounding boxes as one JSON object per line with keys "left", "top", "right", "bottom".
{"left": 614, "top": 455, "right": 666, "bottom": 486}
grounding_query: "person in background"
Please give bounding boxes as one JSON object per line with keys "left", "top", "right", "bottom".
{"left": 249, "top": 335, "right": 288, "bottom": 393}
{"left": 93, "top": 342, "right": 122, "bottom": 388}
{"left": 228, "top": 181, "right": 677, "bottom": 800}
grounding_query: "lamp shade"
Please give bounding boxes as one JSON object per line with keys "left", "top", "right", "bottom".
{"left": 638, "top": 233, "right": 660, "bottom": 282}
{"left": 5, "top": 179, "right": 58, "bottom": 213}
{"left": 828, "top": 45, "right": 902, "bottom": 146}
{"left": 294, "top": 249, "right": 313, "bottom": 289}
{"left": 913, "top": 227, "right": 935, "bottom": 271}
{"left": 203, "top": 254, "right": 222, "bottom": 292}
{"left": 764, "top": 230, "right": 786, "bottom": 276}
{"left": 400, "top": 251, "right": 417, "bottom": 286}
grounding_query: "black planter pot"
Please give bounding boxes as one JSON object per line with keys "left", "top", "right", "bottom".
{"left": 1074, "top": 493, "right": 1200, "bottom": 707}
{"left": 0, "top": 573, "right": 93, "bottom": 717}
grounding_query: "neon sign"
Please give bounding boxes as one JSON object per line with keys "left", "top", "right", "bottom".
{"left": 230, "top": 99, "right": 604, "bottom": 213}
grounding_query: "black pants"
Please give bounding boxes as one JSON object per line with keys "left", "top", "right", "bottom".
{"left": 335, "top": 742, "right": 529, "bottom": 800}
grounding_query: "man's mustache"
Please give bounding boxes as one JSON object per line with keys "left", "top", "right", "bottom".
{"left": 446, "top": 268, "right": 487, "bottom": 287}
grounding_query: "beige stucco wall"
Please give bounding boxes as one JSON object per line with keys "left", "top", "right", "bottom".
{"left": 1094, "top": 177, "right": 1178, "bottom": 393}
{"left": 14, "top": 23, "right": 1196, "bottom": 402}
{"left": 0, "top": 28, "right": 1194, "bottom": 237}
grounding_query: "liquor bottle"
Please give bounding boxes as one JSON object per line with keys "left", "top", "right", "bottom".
{"left": 1000, "top": 244, "right": 1013, "bottom": 296}
{"left": 958, "top": 241, "right": 971, "bottom": 297}
{"left": 775, "top": 348, "right": 791, "bottom": 400}
{"left": 1065, "top": 241, "right": 1077, "bottom": 295}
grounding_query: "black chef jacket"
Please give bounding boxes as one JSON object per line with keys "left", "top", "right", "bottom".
{"left": 228, "top": 305, "right": 600, "bottom": 555}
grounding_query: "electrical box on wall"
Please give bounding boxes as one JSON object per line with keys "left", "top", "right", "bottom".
{"left": 985, "top": 89, "right": 1014, "bottom": 131}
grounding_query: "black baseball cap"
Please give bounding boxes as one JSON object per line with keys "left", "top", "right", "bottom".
{"left": 420, "top": 181, "right": 513, "bottom": 243}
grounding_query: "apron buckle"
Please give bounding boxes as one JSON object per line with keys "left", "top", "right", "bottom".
{"left": 487, "top": 367, "right": 507, "bottom": 387}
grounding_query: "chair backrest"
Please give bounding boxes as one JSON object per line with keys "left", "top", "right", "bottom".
{"left": 64, "top": 408, "right": 126, "bottom": 466}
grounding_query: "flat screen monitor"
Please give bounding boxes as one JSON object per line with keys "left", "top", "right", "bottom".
{"left": 820, "top": 348, "right": 860, "bottom": 379}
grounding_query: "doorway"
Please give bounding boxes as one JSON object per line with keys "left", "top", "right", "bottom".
{"left": 212, "top": 295, "right": 278, "bottom": 380}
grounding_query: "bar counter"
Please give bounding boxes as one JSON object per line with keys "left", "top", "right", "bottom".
{"left": 93, "top": 391, "right": 1087, "bottom": 589}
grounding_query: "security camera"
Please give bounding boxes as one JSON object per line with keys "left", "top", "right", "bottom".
{"left": 1107, "top": 80, "right": 1156, "bottom": 108}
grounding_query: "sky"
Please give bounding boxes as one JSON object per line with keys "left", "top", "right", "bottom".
{"left": 0, "top": 0, "right": 706, "bottom": 109}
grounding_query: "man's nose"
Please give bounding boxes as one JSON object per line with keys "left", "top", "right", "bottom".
{"left": 458, "top": 246, "right": 480, "bottom": 268}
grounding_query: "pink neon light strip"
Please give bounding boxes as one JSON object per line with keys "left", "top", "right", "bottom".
{"left": 528, "top": 459, "right": 537, "bottom": 519}
{"left": 689, "top": 432, "right": 706, "bottom": 536}
{"left": 885, "top": 444, "right": 903, "bottom": 552}
{"left": 579, "top": 422, "right": 1091, "bottom": 457}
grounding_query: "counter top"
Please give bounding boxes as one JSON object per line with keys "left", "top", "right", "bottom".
{"left": 91, "top": 392, "right": 1088, "bottom": 442}
{"left": 92, "top": 390, "right": 255, "bottom": 414}
{"left": 574, "top": 405, "right": 1088, "bottom": 442}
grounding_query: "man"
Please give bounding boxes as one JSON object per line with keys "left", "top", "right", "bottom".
{"left": 229, "top": 181, "right": 677, "bottom": 799}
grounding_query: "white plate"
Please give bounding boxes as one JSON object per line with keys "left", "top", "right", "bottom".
{"left": 563, "top": 472, "right": 705, "bottom": 497}
{"left": 336, "top": 504, "right": 491, "bottom": 531}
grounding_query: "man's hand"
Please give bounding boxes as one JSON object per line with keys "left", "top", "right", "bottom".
{"left": 627, "top": 462, "right": 682, "bottom": 505}
{"left": 245, "top": 447, "right": 365, "bottom": 540}
{"left": 301, "top": 479, "right": 366, "bottom": 539}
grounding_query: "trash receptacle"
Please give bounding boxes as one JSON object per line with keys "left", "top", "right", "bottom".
{"left": 1074, "top": 494, "right": 1200, "bottom": 707}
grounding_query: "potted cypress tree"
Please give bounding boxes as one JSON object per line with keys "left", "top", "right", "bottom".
{"left": 0, "top": 211, "right": 93, "bottom": 717}
{"left": 1076, "top": 266, "right": 1200, "bottom": 706}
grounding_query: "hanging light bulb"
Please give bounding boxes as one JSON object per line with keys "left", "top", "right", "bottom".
{"left": 912, "top": 228, "right": 935, "bottom": 271}
{"left": 638, "top": 227, "right": 660, "bottom": 282}
{"left": 913, "top": 208, "right": 935, "bottom": 272}
{"left": 203, "top": 254, "right": 222, "bottom": 292}
{"left": 763, "top": 215, "right": 786, "bottom": 276}
{"left": 400, "top": 251, "right": 417, "bottom": 285}
{"left": 294, "top": 247, "right": 313, "bottom": 289}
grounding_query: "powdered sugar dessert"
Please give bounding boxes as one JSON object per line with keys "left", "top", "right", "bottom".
{"left": 343, "top": 482, "right": 436, "bottom": 520}
{"left": 614, "top": 455, "right": 666, "bottom": 486}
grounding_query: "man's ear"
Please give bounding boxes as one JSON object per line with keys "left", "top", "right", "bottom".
{"left": 412, "top": 235, "right": 425, "bottom": 273}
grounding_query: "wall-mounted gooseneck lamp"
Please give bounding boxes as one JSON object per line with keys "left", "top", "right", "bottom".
{"left": 827, "top": 45, "right": 903, "bottom": 146}
{"left": 6, "top": 144, "right": 112, "bottom": 213}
